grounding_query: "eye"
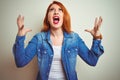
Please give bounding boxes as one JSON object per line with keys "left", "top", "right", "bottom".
{"left": 49, "top": 8, "right": 54, "bottom": 11}
{"left": 59, "top": 8, "right": 63, "bottom": 12}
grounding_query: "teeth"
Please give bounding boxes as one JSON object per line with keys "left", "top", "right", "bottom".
{"left": 53, "top": 16, "right": 59, "bottom": 24}
{"left": 53, "top": 16, "right": 59, "bottom": 21}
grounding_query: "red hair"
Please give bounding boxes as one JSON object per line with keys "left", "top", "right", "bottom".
{"left": 41, "top": 1, "right": 71, "bottom": 33}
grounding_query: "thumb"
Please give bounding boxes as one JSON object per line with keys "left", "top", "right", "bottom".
{"left": 85, "top": 29, "right": 91, "bottom": 33}
{"left": 25, "top": 28, "right": 32, "bottom": 33}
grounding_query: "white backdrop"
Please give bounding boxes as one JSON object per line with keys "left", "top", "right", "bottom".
{"left": 0, "top": 0, "right": 120, "bottom": 80}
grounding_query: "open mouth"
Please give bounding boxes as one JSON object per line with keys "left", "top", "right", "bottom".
{"left": 53, "top": 16, "right": 60, "bottom": 24}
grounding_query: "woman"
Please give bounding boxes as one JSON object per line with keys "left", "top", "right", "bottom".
{"left": 13, "top": 1, "right": 104, "bottom": 80}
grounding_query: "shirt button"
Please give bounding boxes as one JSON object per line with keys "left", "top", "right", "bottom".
{"left": 38, "top": 49, "right": 40, "bottom": 52}
{"left": 68, "top": 50, "right": 70, "bottom": 53}
{"left": 44, "top": 51, "right": 47, "bottom": 54}
{"left": 51, "top": 55, "right": 53, "bottom": 57}
{"left": 75, "top": 48, "right": 78, "bottom": 51}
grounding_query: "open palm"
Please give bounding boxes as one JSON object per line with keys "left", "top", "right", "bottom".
{"left": 17, "top": 15, "right": 32, "bottom": 36}
{"left": 85, "top": 16, "right": 103, "bottom": 39}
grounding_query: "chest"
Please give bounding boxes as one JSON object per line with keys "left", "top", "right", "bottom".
{"left": 37, "top": 39, "right": 78, "bottom": 60}
{"left": 50, "top": 36, "right": 63, "bottom": 46}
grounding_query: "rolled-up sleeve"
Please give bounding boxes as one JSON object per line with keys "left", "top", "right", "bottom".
{"left": 91, "top": 40, "right": 104, "bottom": 57}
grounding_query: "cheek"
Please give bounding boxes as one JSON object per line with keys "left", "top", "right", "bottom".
{"left": 47, "top": 16, "right": 50, "bottom": 22}
{"left": 60, "top": 13, "right": 64, "bottom": 21}
{"left": 48, "top": 13, "right": 53, "bottom": 22}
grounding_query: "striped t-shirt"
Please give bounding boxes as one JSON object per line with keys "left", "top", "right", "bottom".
{"left": 48, "top": 45, "right": 66, "bottom": 80}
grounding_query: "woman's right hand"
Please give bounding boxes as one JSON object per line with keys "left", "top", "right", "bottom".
{"left": 17, "top": 15, "right": 32, "bottom": 36}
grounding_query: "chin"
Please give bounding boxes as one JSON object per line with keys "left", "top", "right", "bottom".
{"left": 51, "top": 26, "right": 62, "bottom": 30}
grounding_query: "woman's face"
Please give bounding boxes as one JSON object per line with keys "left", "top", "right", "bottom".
{"left": 48, "top": 4, "right": 64, "bottom": 29}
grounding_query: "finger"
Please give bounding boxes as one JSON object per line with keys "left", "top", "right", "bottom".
{"left": 94, "top": 17, "right": 98, "bottom": 30}
{"left": 94, "top": 17, "right": 98, "bottom": 27}
{"left": 17, "top": 15, "right": 20, "bottom": 23}
{"left": 21, "top": 16, "right": 24, "bottom": 25}
{"left": 100, "top": 16, "right": 103, "bottom": 22}
{"left": 17, "top": 15, "right": 22, "bottom": 28}
{"left": 18, "top": 14, "right": 21, "bottom": 19}
{"left": 97, "top": 16, "right": 103, "bottom": 30}
{"left": 18, "top": 15, "right": 22, "bottom": 21}
{"left": 17, "top": 15, "right": 20, "bottom": 20}
{"left": 25, "top": 29, "right": 32, "bottom": 33}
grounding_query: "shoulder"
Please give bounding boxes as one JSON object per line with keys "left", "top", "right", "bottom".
{"left": 69, "top": 32, "right": 83, "bottom": 41}
{"left": 34, "top": 31, "right": 47, "bottom": 38}
{"left": 69, "top": 31, "right": 80, "bottom": 38}
{"left": 35, "top": 31, "right": 47, "bottom": 36}
{"left": 33, "top": 32, "right": 46, "bottom": 41}
{"left": 64, "top": 31, "right": 82, "bottom": 40}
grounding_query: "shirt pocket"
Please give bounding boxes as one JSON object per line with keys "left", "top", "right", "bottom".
{"left": 66, "top": 46, "right": 78, "bottom": 58}
{"left": 66, "top": 47, "right": 78, "bottom": 68}
{"left": 41, "top": 48, "right": 49, "bottom": 58}
{"left": 37, "top": 46, "right": 49, "bottom": 59}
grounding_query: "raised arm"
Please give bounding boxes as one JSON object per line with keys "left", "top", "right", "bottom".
{"left": 13, "top": 15, "right": 37, "bottom": 67}
{"left": 77, "top": 17, "right": 104, "bottom": 66}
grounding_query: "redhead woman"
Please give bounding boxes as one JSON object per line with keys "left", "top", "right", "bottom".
{"left": 13, "top": 1, "right": 104, "bottom": 80}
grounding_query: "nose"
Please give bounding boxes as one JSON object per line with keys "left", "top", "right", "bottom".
{"left": 54, "top": 9, "right": 58, "bottom": 15}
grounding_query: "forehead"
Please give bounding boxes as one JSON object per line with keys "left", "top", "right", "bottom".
{"left": 50, "top": 4, "right": 61, "bottom": 8}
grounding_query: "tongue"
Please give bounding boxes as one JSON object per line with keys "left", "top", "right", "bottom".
{"left": 53, "top": 20, "right": 59, "bottom": 24}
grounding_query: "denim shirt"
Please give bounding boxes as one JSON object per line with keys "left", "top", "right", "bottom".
{"left": 13, "top": 31, "right": 104, "bottom": 80}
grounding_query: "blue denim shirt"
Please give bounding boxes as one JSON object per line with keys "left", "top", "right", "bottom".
{"left": 13, "top": 31, "right": 104, "bottom": 80}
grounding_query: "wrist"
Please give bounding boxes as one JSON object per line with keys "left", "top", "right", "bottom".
{"left": 17, "top": 31, "right": 24, "bottom": 36}
{"left": 93, "top": 34, "right": 103, "bottom": 40}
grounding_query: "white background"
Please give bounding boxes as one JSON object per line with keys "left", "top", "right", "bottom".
{"left": 0, "top": 0, "right": 120, "bottom": 80}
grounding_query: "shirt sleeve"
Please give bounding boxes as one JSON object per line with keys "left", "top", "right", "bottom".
{"left": 91, "top": 39, "right": 104, "bottom": 57}
{"left": 13, "top": 35, "right": 38, "bottom": 67}
{"left": 76, "top": 33, "right": 104, "bottom": 66}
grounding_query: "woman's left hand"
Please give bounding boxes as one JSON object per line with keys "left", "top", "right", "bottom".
{"left": 85, "top": 16, "right": 103, "bottom": 39}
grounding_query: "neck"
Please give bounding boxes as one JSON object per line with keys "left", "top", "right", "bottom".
{"left": 50, "top": 28, "right": 63, "bottom": 38}
{"left": 50, "top": 28, "right": 64, "bottom": 46}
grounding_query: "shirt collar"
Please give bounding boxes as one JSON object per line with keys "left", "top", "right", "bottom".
{"left": 44, "top": 30, "right": 73, "bottom": 41}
